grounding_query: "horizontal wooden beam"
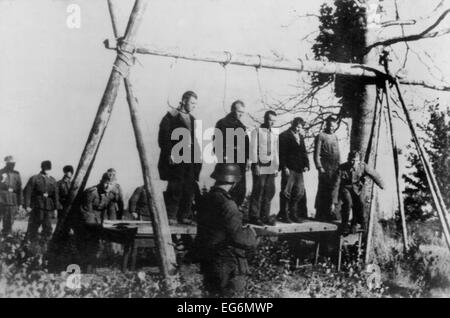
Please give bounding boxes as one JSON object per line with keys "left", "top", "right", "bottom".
{"left": 104, "top": 39, "right": 387, "bottom": 79}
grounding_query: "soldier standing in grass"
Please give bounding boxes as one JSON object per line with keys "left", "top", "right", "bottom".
{"left": 0, "top": 156, "right": 22, "bottom": 235}
{"left": 57, "top": 165, "right": 73, "bottom": 221}
{"left": 196, "top": 163, "right": 258, "bottom": 297}
{"left": 24, "top": 160, "right": 59, "bottom": 241}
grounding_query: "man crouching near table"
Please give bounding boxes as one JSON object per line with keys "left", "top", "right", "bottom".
{"left": 73, "top": 173, "right": 115, "bottom": 273}
{"left": 196, "top": 163, "right": 259, "bottom": 297}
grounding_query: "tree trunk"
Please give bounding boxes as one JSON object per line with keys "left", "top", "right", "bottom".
{"left": 350, "top": 0, "right": 380, "bottom": 156}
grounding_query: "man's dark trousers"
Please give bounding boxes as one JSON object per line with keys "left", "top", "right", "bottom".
{"left": 27, "top": 209, "right": 53, "bottom": 240}
{"left": 200, "top": 255, "right": 247, "bottom": 297}
{"left": 279, "top": 170, "right": 307, "bottom": 219}
{"left": 0, "top": 205, "right": 16, "bottom": 234}
{"left": 340, "top": 188, "right": 364, "bottom": 226}
{"left": 165, "top": 163, "right": 196, "bottom": 221}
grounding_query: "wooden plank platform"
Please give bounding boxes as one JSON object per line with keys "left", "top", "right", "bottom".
{"left": 102, "top": 218, "right": 338, "bottom": 236}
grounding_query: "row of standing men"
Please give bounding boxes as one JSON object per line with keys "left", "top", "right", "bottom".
{"left": 0, "top": 91, "right": 384, "bottom": 241}
{"left": 155, "top": 91, "right": 384, "bottom": 233}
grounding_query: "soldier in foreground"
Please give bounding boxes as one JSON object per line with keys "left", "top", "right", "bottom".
{"left": 0, "top": 156, "right": 22, "bottom": 235}
{"left": 57, "top": 165, "right": 73, "bottom": 220}
{"left": 128, "top": 185, "right": 151, "bottom": 221}
{"left": 74, "top": 173, "right": 115, "bottom": 272}
{"left": 332, "top": 151, "right": 385, "bottom": 235}
{"left": 196, "top": 163, "right": 258, "bottom": 297}
{"left": 24, "top": 160, "right": 59, "bottom": 241}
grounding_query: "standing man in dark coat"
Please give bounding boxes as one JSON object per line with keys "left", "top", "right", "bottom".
{"left": 0, "top": 156, "right": 22, "bottom": 235}
{"left": 277, "top": 117, "right": 310, "bottom": 223}
{"left": 314, "top": 116, "right": 341, "bottom": 221}
{"left": 158, "top": 91, "right": 202, "bottom": 225}
{"left": 105, "top": 168, "right": 124, "bottom": 220}
{"left": 24, "top": 160, "right": 59, "bottom": 241}
{"left": 73, "top": 173, "right": 115, "bottom": 272}
{"left": 332, "top": 151, "right": 384, "bottom": 234}
{"left": 196, "top": 163, "right": 258, "bottom": 297}
{"left": 128, "top": 185, "right": 151, "bottom": 221}
{"left": 214, "top": 100, "right": 250, "bottom": 207}
{"left": 57, "top": 165, "right": 73, "bottom": 221}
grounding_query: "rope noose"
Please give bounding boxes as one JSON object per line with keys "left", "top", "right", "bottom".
{"left": 166, "top": 57, "right": 179, "bottom": 110}
{"left": 255, "top": 54, "right": 269, "bottom": 108}
{"left": 221, "top": 51, "right": 232, "bottom": 114}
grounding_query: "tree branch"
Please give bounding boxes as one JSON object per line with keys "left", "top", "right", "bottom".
{"left": 381, "top": 19, "right": 416, "bottom": 27}
{"left": 399, "top": 79, "right": 450, "bottom": 91}
{"left": 366, "top": 8, "right": 450, "bottom": 52}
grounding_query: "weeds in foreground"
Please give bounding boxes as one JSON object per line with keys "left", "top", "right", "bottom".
{"left": 1, "top": 232, "right": 449, "bottom": 297}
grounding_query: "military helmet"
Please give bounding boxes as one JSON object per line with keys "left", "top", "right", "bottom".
{"left": 210, "top": 163, "right": 241, "bottom": 183}
{"left": 4, "top": 155, "right": 15, "bottom": 163}
{"left": 41, "top": 160, "right": 52, "bottom": 170}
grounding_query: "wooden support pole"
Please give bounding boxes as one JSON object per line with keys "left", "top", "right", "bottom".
{"left": 124, "top": 77, "right": 177, "bottom": 276}
{"left": 393, "top": 80, "right": 450, "bottom": 250}
{"left": 103, "top": 39, "right": 387, "bottom": 79}
{"left": 107, "top": 0, "right": 177, "bottom": 276}
{"left": 384, "top": 83, "right": 408, "bottom": 250}
{"left": 364, "top": 87, "right": 384, "bottom": 264}
{"left": 51, "top": 0, "right": 150, "bottom": 245}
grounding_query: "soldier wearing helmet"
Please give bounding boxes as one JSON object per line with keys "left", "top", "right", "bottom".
{"left": 57, "top": 165, "right": 74, "bottom": 220}
{"left": 196, "top": 163, "right": 259, "bottom": 297}
{"left": 24, "top": 160, "right": 59, "bottom": 241}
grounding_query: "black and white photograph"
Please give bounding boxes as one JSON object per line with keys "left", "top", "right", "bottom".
{"left": 1, "top": 0, "right": 450, "bottom": 301}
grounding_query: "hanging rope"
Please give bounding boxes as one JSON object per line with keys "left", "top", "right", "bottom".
{"left": 255, "top": 54, "right": 270, "bottom": 108}
{"left": 166, "top": 57, "right": 179, "bottom": 109}
{"left": 221, "top": 51, "right": 232, "bottom": 114}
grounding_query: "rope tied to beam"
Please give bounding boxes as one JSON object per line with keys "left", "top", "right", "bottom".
{"left": 112, "top": 38, "right": 137, "bottom": 78}
{"left": 256, "top": 54, "right": 263, "bottom": 69}
{"left": 222, "top": 51, "right": 232, "bottom": 67}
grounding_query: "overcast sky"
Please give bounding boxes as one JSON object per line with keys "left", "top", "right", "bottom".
{"left": 1, "top": 0, "right": 449, "bottom": 216}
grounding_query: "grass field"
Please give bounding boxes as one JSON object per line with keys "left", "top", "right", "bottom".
{"left": 1, "top": 218, "right": 450, "bottom": 298}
